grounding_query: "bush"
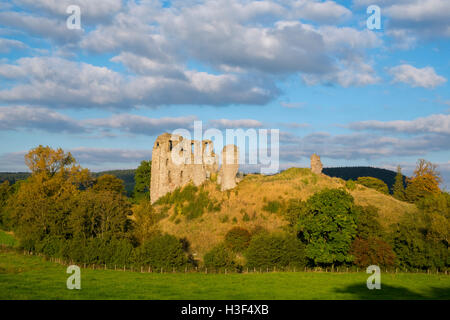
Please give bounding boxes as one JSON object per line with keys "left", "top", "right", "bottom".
{"left": 345, "top": 179, "right": 356, "bottom": 191}
{"left": 132, "top": 234, "right": 188, "bottom": 270}
{"left": 204, "top": 244, "right": 237, "bottom": 270}
{"left": 224, "top": 227, "right": 252, "bottom": 252}
{"left": 350, "top": 237, "right": 396, "bottom": 267}
{"left": 356, "top": 177, "right": 389, "bottom": 194}
{"left": 263, "top": 200, "right": 282, "bottom": 213}
{"left": 245, "top": 233, "right": 306, "bottom": 269}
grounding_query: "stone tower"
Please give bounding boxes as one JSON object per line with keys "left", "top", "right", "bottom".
{"left": 310, "top": 153, "right": 323, "bottom": 174}
{"left": 218, "top": 145, "right": 239, "bottom": 191}
{"left": 150, "top": 133, "right": 239, "bottom": 203}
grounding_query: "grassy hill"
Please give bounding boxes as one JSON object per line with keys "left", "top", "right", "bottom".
{"left": 154, "top": 168, "right": 417, "bottom": 259}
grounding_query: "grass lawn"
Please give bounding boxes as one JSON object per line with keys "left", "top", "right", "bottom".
{"left": 0, "top": 250, "right": 449, "bottom": 300}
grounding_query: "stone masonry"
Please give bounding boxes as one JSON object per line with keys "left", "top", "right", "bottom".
{"left": 150, "top": 133, "right": 240, "bottom": 203}
{"left": 310, "top": 153, "right": 323, "bottom": 174}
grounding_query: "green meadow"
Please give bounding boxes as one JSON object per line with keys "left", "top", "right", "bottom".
{"left": 0, "top": 249, "right": 449, "bottom": 300}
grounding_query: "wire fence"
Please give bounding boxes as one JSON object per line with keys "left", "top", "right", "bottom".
{"left": 2, "top": 245, "right": 448, "bottom": 276}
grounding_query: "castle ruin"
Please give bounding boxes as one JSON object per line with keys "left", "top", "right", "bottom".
{"left": 150, "top": 133, "right": 239, "bottom": 203}
{"left": 310, "top": 153, "right": 323, "bottom": 174}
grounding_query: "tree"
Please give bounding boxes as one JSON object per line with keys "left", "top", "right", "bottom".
{"left": 393, "top": 165, "right": 406, "bottom": 200}
{"left": 391, "top": 210, "right": 448, "bottom": 269}
{"left": 93, "top": 174, "right": 126, "bottom": 195}
{"left": 405, "top": 159, "right": 442, "bottom": 203}
{"left": 69, "top": 189, "right": 132, "bottom": 241}
{"left": 25, "top": 145, "right": 75, "bottom": 176}
{"left": 131, "top": 201, "right": 161, "bottom": 245}
{"left": 0, "top": 181, "right": 12, "bottom": 227}
{"left": 204, "top": 244, "right": 237, "bottom": 270}
{"left": 356, "top": 177, "right": 389, "bottom": 194}
{"left": 354, "top": 205, "right": 384, "bottom": 240}
{"left": 134, "top": 160, "right": 151, "bottom": 201}
{"left": 350, "top": 237, "right": 396, "bottom": 267}
{"left": 224, "top": 227, "right": 251, "bottom": 252}
{"left": 245, "top": 233, "right": 306, "bottom": 269}
{"left": 132, "top": 234, "right": 188, "bottom": 270}
{"left": 297, "top": 189, "right": 358, "bottom": 266}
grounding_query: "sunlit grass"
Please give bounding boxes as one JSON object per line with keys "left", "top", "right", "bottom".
{"left": 1, "top": 250, "right": 448, "bottom": 300}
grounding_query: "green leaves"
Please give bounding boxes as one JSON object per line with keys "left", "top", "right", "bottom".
{"left": 296, "top": 189, "right": 357, "bottom": 266}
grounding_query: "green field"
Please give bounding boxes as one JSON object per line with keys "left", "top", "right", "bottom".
{"left": 0, "top": 250, "right": 449, "bottom": 300}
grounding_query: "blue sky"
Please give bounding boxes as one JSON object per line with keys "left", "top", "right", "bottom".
{"left": 0, "top": 0, "right": 449, "bottom": 188}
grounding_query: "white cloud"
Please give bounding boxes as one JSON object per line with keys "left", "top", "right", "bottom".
{"left": 0, "top": 38, "right": 27, "bottom": 53}
{"left": 0, "top": 106, "right": 86, "bottom": 133}
{"left": 388, "top": 64, "right": 446, "bottom": 88}
{"left": 85, "top": 114, "right": 197, "bottom": 136}
{"left": 349, "top": 114, "right": 450, "bottom": 135}
{"left": 0, "top": 57, "right": 276, "bottom": 109}
{"left": 207, "top": 119, "right": 264, "bottom": 129}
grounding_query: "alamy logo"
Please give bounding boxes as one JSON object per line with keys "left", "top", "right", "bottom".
{"left": 66, "top": 265, "right": 81, "bottom": 290}
{"left": 66, "top": 5, "right": 81, "bottom": 30}
{"left": 366, "top": 265, "right": 381, "bottom": 290}
{"left": 366, "top": 5, "right": 381, "bottom": 30}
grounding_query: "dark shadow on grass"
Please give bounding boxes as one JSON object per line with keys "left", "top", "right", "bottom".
{"left": 335, "top": 284, "right": 450, "bottom": 300}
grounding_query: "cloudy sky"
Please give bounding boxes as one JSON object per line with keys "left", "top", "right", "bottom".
{"left": 0, "top": 0, "right": 449, "bottom": 188}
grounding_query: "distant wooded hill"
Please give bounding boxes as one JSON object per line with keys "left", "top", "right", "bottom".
{"left": 0, "top": 166, "right": 406, "bottom": 195}
{"left": 323, "top": 166, "right": 407, "bottom": 193}
{"left": 0, "top": 170, "right": 137, "bottom": 196}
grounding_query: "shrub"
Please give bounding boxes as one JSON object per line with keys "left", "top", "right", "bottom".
{"left": 203, "top": 244, "right": 237, "bottom": 270}
{"left": 245, "top": 233, "right": 306, "bottom": 269}
{"left": 345, "top": 179, "right": 356, "bottom": 191}
{"left": 350, "top": 237, "right": 396, "bottom": 267}
{"left": 132, "top": 234, "right": 188, "bottom": 270}
{"left": 263, "top": 200, "right": 282, "bottom": 213}
{"left": 356, "top": 177, "right": 389, "bottom": 194}
{"left": 224, "top": 227, "right": 251, "bottom": 252}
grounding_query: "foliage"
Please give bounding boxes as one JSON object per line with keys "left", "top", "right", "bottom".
{"left": 262, "top": 200, "right": 282, "bottom": 213}
{"left": 224, "top": 227, "right": 252, "bottom": 252}
{"left": 405, "top": 159, "right": 442, "bottom": 203}
{"left": 132, "top": 234, "right": 189, "bottom": 270}
{"left": 133, "top": 160, "right": 151, "bottom": 201}
{"left": 284, "top": 199, "right": 305, "bottom": 229}
{"left": 354, "top": 205, "right": 385, "bottom": 240}
{"left": 356, "top": 177, "right": 389, "bottom": 194}
{"left": 203, "top": 244, "right": 237, "bottom": 270}
{"left": 245, "top": 233, "right": 306, "bottom": 269}
{"left": 350, "top": 237, "right": 396, "bottom": 267}
{"left": 69, "top": 189, "right": 132, "bottom": 241}
{"left": 131, "top": 201, "right": 161, "bottom": 245}
{"left": 155, "top": 184, "right": 221, "bottom": 219}
{"left": 390, "top": 209, "right": 449, "bottom": 270}
{"left": 92, "top": 174, "right": 126, "bottom": 195}
{"left": 0, "top": 181, "right": 13, "bottom": 228}
{"left": 393, "top": 165, "right": 406, "bottom": 201}
{"left": 297, "top": 189, "right": 358, "bottom": 266}
{"left": 345, "top": 179, "right": 356, "bottom": 191}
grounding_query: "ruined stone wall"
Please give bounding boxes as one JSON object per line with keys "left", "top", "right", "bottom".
{"left": 218, "top": 145, "right": 239, "bottom": 191}
{"left": 310, "top": 153, "right": 323, "bottom": 174}
{"left": 150, "top": 133, "right": 238, "bottom": 203}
